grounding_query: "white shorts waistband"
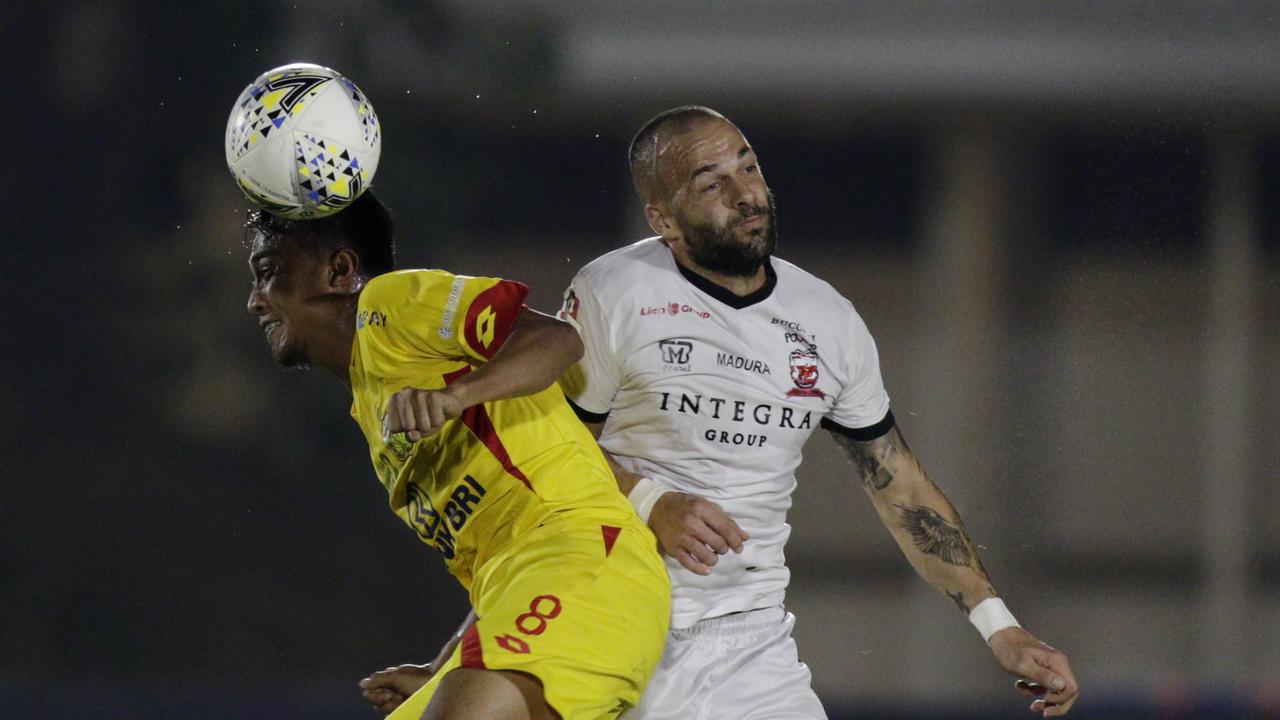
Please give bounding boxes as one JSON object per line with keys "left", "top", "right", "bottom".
{"left": 670, "top": 606, "right": 786, "bottom": 639}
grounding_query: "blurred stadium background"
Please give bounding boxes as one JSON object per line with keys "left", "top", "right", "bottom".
{"left": 6, "top": 1, "right": 1279, "bottom": 718}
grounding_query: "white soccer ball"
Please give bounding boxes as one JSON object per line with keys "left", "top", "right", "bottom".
{"left": 225, "top": 63, "right": 381, "bottom": 220}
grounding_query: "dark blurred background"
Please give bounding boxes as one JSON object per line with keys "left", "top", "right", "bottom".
{"left": 5, "top": 2, "right": 1279, "bottom": 718}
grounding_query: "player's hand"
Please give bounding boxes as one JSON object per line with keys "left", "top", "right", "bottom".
{"left": 988, "top": 627, "right": 1079, "bottom": 717}
{"left": 384, "top": 387, "right": 464, "bottom": 441}
{"left": 649, "top": 492, "right": 749, "bottom": 575}
{"left": 358, "top": 663, "right": 434, "bottom": 714}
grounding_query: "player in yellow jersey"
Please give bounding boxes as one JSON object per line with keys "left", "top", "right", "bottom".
{"left": 243, "top": 190, "right": 670, "bottom": 720}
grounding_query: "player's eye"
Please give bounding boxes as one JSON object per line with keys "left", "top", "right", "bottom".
{"left": 744, "top": 164, "right": 758, "bottom": 174}
{"left": 701, "top": 181, "right": 720, "bottom": 193}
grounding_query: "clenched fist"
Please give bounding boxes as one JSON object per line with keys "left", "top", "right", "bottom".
{"left": 383, "top": 387, "right": 464, "bottom": 441}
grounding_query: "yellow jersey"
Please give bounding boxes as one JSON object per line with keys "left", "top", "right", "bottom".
{"left": 348, "top": 269, "right": 635, "bottom": 590}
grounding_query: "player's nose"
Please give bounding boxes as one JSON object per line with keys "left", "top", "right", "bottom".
{"left": 247, "top": 287, "right": 266, "bottom": 316}
{"left": 726, "top": 176, "right": 763, "bottom": 210}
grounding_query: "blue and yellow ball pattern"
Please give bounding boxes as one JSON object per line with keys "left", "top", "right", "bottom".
{"left": 225, "top": 63, "right": 381, "bottom": 220}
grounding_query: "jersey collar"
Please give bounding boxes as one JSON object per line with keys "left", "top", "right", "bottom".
{"left": 674, "top": 257, "right": 777, "bottom": 310}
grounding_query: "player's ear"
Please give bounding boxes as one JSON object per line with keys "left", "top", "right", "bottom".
{"left": 644, "top": 203, "right": 678, "bottom": 242}
{"left": 328, "top": 248, "right": 362, "bottom": 294}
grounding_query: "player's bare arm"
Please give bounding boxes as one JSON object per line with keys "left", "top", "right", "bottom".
{"left": 359, "top": 609, "right": 478, "bottom": 715}
{"left": 583, "top": 420, "right": 748, "bottom": 575}
{"left": 386, "top": 309, "right": 583, "bottom": 440}
{"left": 359, "top": 663, "right": 430, "bottom": 715}
{"left": 831, "top": 422, "right": 1079, "bottom": 717}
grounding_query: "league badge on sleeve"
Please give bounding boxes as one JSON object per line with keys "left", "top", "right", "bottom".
{"left": 559, "top": 289, "right": 581, "bottom": 322}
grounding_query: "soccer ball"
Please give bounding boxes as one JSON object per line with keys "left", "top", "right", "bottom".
{"left": 225, "top": 63, "right": 381, "bottom": 220}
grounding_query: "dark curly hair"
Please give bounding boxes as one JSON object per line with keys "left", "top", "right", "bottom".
{"left": 244, "top": 190, "right": 395, "bottom": 277}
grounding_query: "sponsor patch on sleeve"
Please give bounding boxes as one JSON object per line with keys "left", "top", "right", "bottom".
{"left": 438, "top": 276, "right": 467, "bottom": 339}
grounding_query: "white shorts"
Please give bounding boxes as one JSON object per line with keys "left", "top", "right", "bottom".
{"left": 624, "top": 606, "right": 827, "bottom": 720}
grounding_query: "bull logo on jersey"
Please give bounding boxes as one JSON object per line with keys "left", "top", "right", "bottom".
{"left": 786, "top": 348, "right": 825, "bottom": 398}
{"left": 658, "top": 338, "right": 693, "bottom": 371}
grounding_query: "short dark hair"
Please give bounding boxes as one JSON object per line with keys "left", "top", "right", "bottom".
{"left": 628, "top": 105, "right": 726, "bottom": 202}
{"left": 244, "top": 190, "right": 395, "bottom": 276}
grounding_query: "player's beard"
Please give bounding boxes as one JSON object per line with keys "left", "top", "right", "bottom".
{"left": 267, "top": 323, "right": 310, "bottom": 369}
{"left": 680, "top": 191, "right": 778, "bottom": 278}
{"left": 275, "top": 347, "right": 310, "bottom": 370}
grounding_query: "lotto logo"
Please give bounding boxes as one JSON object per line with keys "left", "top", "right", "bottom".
{"left": 496, "top": 634, "right": 529, "bottom": 654}
{"left": 475, "top": 306, "right": 497, "bottom": 348}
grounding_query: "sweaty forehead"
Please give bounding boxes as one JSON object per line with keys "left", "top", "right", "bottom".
{"left": 247, "top": 229, "right": 312, "bottom": 267}
{"left": 246, "top": 230, "right": 279, "bottom": 259}
{"left": 655, "top": 119, "right": 749, "bottom": 192}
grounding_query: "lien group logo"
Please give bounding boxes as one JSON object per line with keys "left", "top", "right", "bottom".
{"left": 640, "top": 302, "right": 711, "bottom": 319}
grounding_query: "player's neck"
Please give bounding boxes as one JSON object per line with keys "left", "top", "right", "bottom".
{"left": 673, "top": 257, "right": 767, "bottom": 298}
{"left": 310, "top": 303, "right": 358, "bottom": 387}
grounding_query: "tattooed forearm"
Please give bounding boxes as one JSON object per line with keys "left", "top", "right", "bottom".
{"left": 894, "top": 504, "right": 974, "bottom": 567}
{"left": 840, "top": 423, "right": 998, "bottom": 604}
{"left": 842, "top": 434, "right": 894, "bottom": 490}
{"left": 945, "top": 585, "right": 997, "bottom": 615}
{"left": 832, "top": 425, "right": 911, "bottom": 492}
{"left": 973, "top": 546, "right": 991, "bottom": 579}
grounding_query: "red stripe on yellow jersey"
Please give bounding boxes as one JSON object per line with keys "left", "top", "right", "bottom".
{"left": 347, "top": 269, "right": 633, "bottom": 590}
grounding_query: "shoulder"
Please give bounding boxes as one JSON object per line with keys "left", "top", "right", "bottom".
{"left": 575, "top": 237, "right": 670, "bottom": 291}
{"left": 771, "top": 256, "right": 880, "bottom": 353}
{"left": 771, "top": 256, "right": 856, "bottom": 312}
{"left": 360, "top": 269, "right": 458, "bottom": 310}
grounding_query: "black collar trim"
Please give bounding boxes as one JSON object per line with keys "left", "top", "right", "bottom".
{"left": 674, "top": 258, "right": 777, "bottom": 310}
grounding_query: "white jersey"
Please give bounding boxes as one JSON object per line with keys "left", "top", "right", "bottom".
{"left": 560, "top": 237, "right": 892, "bottom": 628}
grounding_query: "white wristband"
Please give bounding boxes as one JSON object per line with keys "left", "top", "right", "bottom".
{"left": 968, "top": 597, "right": 1020, "bottom": 643}
{"left": 627, "top": 477, "right": 670, "bottom": 524}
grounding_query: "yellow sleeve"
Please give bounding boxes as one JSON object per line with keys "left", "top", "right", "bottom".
{"left": 358, "top": 270, "right": 530, "bottom": 363}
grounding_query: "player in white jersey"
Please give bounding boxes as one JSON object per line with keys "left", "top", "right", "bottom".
{"left": 358, "top": 107, "right": 1079, "bottom": 717}
{"left": 561, "top": 236, "right": 885, "bottom": 628}
{"left": 557, "top": 106, "right": 1079, "bottom": 719}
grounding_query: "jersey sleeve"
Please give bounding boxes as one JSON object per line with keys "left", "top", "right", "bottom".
{"left": 556, "top": 274, "right": 621, "bottom": 420}
{"left": 453, "top": 275, "right": 530, "bottom": 362}
{"left": 361, "top": 270, "right": 529, "bottom": 363}
{"left": 822, "top": 307, "right": 893, "bottom": 439}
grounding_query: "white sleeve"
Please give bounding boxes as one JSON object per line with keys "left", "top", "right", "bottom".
{"left": 825, "top": 307, "right": 892, "bottom": 434}
{"left": 557, "top": 275, "right": 622, "bottom": 419}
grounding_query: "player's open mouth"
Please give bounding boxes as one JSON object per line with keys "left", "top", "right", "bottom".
{"left": 262, "top": 320, "right": 283, "bottom": 337}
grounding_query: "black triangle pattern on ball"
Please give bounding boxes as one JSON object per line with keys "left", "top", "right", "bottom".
{"left": 228, "top": 71, "right": 329, "bottom": 161}
{"left": 232, "top": 68, "right": 378, "bottom": 217}
{"left": 289, "top": 132, "right": 370, "bottom": 210}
